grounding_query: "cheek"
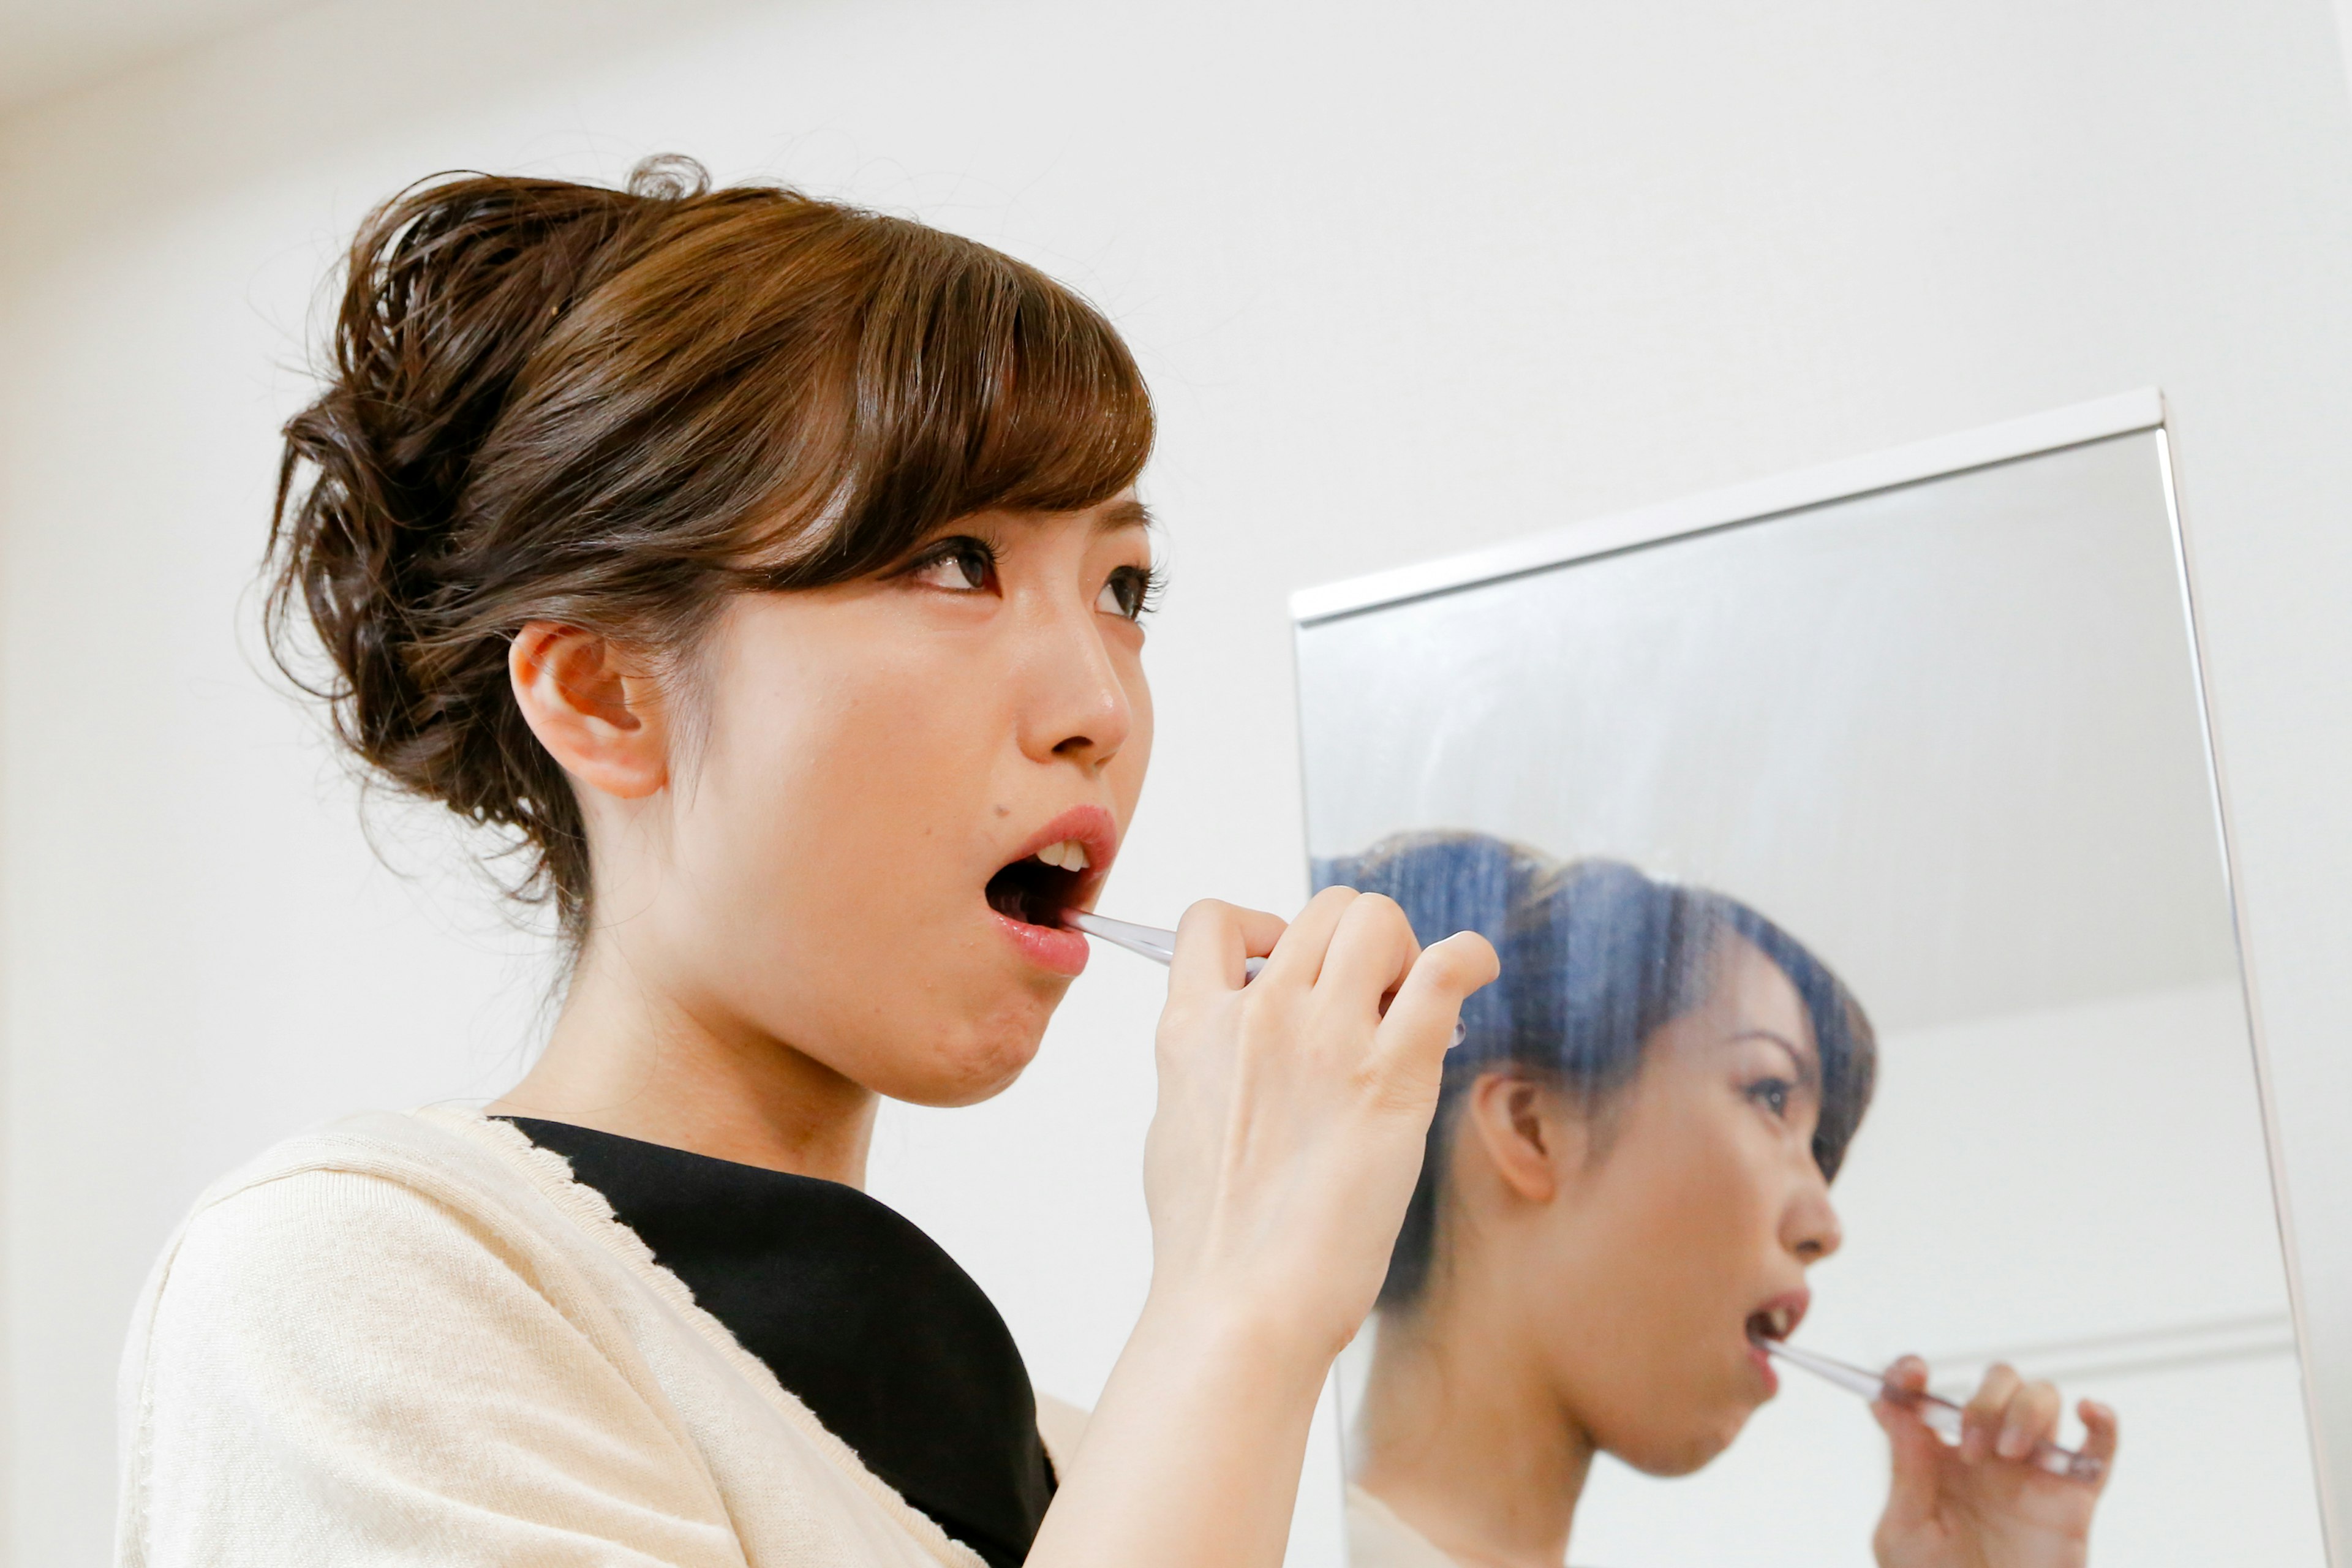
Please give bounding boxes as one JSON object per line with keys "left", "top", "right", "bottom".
{"left": 1112, "top": 660, "right": 1154, "bottom": 813}
{"left": 674, "top": 622, "right": 1005, "bottom": 953}
{"left": 1550, "top": 1107, "right": 1784, "bottom": 1444}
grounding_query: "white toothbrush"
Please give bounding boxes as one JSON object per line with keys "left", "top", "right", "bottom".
{"left": 1065, "top": 911, "right": 1469, "bottom": 1046}
{"left": 1762, "top": 1337, "right": 2105, "bottom": 1482}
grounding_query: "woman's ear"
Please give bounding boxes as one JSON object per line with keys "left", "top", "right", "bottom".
{"left": 509, "top": 622, "right": 669, "bottom": 800}
{"left": 1461, "top": 1073, "right": 1574, "bottom": 1204}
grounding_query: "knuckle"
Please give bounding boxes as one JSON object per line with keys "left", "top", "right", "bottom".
{"left": 1178, "top": 898, "right": 1236, "bottom": 930}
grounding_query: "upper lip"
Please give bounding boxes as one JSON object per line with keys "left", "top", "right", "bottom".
{"left": 1000, "top": 803, "right": 1120, "bottom": 916}
{"left": 1747, "top": 1289, "right": 1810, "bottom": 1344}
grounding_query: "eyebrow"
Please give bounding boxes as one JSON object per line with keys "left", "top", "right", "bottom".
{"left": 1732, "top": 1028, "right": 1822, "bottom": 1089}
{"left": 1094, "top": 497, "right": 1153, "bottom": 533}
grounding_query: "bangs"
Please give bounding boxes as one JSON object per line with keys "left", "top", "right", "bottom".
{"left": 748, "top": 214, "right": 1155, "bottom": 586}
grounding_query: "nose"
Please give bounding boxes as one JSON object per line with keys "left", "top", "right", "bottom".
{"left": 1013, "top": 590, "right": 1134, "bottom": 772}
{"left": 1785, "top": 1162, "right": 1844, "bottom": 1265}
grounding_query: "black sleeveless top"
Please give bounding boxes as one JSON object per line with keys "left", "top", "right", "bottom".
{"left": 500, "top": 1118, "right": 1054, "bottom": 1568}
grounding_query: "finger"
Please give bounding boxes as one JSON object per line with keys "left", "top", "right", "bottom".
{"left": 1997, "top": 1379, "right": 2062, "bottom": 1461}
{"left": 1882, "top": 1355, "right": 1930, "bottom": 1396}
{"left": 1371, "top": 931, "right": 1499, "bottom": 1079}
{"left": 1964, "top": 1363, "right": 2021, "bottom": 1463}
{"left": 1872, "top": 1395, "right": 1946, "bottom": 1528}
{"left": 1315, "top": 892, "right": 1421, "bottom": 1022}
{"left": 1168, "top": 899, "right": 1288, "bottom": 997}
{"left": 2078, "top": 1398, "right": 2119, "bottom": 1486}
{"left": 1255, "top": 885, "right": 1360, "bottom": 988}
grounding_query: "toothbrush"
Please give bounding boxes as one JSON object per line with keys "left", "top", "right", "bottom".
{"left": 1762, "top": 1338, "right": 2106, "bottom": 1482}
{"left": 1064, "top": 911, "right": 1469, "bottom": 1046}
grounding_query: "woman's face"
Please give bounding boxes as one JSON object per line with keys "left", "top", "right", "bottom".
{"left": 1453, "top": 935, "right": 1842, "bottom": 1475}
{"left": 621, "top": 496, "right": 1155, "bottom": 1106}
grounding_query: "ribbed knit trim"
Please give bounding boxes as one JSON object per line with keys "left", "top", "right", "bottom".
{"left": 414, "top": 1103, "right": 982, "bottom": 1568}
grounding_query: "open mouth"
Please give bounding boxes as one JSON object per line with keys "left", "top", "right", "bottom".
{"left": 986, "top": 837, "right": 1097, "bottom": 930}
{"left": 1745, "top": 1297, "right": 1806, "bottom": 1347}
{"left": 982, "top": 805, "right": 1118, "bottom": 978}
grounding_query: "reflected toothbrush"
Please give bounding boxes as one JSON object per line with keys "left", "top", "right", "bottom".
{"left": 1063, "top": 911, "right": 1469, "bottom": 1046}
{"left": 1760, "top": 1337, "right": 2106, "bottom": 1482}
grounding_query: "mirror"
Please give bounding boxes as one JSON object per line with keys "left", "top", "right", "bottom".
{"left": 1292, "top": 394, "right": 2324, "bottom": 1566}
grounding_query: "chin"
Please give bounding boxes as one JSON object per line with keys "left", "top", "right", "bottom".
{"left": 1607, "top": 1408, "right": 1754, "bottom": 1478}
{"left": 878, "top": 1003, "right": 1052, "bottom": 1107}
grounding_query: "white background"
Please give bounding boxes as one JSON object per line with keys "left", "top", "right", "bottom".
{"left": 11, "top": 1, "right": 2352, "bottom": 1564}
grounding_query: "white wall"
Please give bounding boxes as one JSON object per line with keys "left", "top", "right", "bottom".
{"left": 10, "top": 1, "right": 2352, "bottom": 1565}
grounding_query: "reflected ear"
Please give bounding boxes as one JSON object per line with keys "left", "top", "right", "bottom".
{"left": 509, "top": 622, "right": 669, "bottom": 801}
{"left": 1461, "top": 1074, "right": 1567, "bottom": 1204}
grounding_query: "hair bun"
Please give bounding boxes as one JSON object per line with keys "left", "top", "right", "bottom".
{"left": 268, "top": 164, "right": 693, "bottom": 812}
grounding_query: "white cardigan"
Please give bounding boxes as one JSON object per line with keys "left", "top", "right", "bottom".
{"left": 115, "top": 1105, "right": 1080, "bottom": 1567}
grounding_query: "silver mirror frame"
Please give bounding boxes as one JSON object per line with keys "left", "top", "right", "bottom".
{"left": 1289, "top": 388, "right": 2337, "bottom": 1561}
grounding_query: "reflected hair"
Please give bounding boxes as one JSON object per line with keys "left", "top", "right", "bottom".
{"left": 266, "top": 155, "right": 1153, "bottom": 944}
{"left": 1314, "top": 832, "right": 1877, "bottom": 1310}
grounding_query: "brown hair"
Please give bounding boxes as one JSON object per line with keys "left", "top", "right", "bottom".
{"left": 266, "top": 156, "right": 1153, "bottom": 942}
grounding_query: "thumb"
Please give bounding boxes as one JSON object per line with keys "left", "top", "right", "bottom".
{"left": 1371, "top": 930, "right": 1498, "bottom": 1075}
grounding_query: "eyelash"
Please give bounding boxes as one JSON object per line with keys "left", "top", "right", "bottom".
{"left": 905, "top": 536, "right": 1000, "bottom": 594}
{"left": 1101, "top": 563, "right": 1165, "bottom": 623}
{"left": 902, "top": 536, "right": 1164, "bottom": 624}
{"left": 1746, "top": 1078, "right": 1795, "bottom": 1119}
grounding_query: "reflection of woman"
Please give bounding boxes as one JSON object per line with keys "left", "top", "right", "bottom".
{"left": 1324, "top": 834, "right": 2117, "bottom": 1568}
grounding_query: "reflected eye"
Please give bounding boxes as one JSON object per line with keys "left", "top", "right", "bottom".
{"left": 1098, "top": 564, "right": 1163, "bottom": 622}
{"left": 907, "top": 537, "right": 998, "bottom": 594}
{"left": 1746, "top": 1078, "right": 1794, "bottom": 1118}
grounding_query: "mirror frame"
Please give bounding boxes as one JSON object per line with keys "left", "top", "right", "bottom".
{"left": 1289, "top": 388, "right": 2338, "bottom": 1561}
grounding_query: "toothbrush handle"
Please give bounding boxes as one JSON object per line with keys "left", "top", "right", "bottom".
{"left": 1076, "top": 920, "right": 1467, "bottom": 1046}
{"left": 1910, "top": 1393, "right": 2106, "bottom": 1482}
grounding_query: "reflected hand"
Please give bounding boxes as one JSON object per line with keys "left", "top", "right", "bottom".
{"left": 1872, "top": 1359, "right": 2117, "bottom": 1568}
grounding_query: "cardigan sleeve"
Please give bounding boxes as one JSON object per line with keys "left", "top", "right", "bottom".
{"left": 117, "top": 1167, "right": 751, "bottom": 1568}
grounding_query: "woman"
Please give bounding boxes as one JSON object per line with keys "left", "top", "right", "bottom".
{"left": 113, "top": 159, "right": 1496, "bottom": 1568}
{"left": 1325, "top": 833, "right": 2119, "bottom": 1568}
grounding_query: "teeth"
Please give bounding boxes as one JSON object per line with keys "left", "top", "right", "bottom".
{"left": 1032, "top": 840, "right": 1090, "bottom": 872}
{"left": 1767, "top": 1306, "right": 1795, "bottom": 1338}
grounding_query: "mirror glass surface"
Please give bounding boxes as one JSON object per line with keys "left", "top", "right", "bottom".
{"left": 1296, "top": 429, "right": 2323, "bottom": 1566}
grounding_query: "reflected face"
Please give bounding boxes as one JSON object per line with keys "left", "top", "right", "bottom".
{"left": 638, "top": 498, "right": 1155, "bottom": 1105}
{"left": 1468, "top": 936, "right": 1841, "bottom": 1474}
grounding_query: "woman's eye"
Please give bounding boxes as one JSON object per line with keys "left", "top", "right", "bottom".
{"left": 908, "top": 538, "right": 997, "bottom": 594}
{"left": 1097, "top": 564, "right": 1161, "bottom": 622}
{"left": 1746, "top": 1078, "right": 1793, "bottom": 1118}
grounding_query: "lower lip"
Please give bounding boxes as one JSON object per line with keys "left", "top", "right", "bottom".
{"left": 991, "top": 910, "right": 1091, "bottom": 976}
{"left": 1747, "top": 1338, "right": 1779, "bottom": 1395}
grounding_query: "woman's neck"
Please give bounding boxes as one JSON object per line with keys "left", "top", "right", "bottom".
{"left": 485, "top": 933, "right": 878, "bottom": 1184}
{"left": 1351, "top": 1293, "right": 1594, "bottom": 1568}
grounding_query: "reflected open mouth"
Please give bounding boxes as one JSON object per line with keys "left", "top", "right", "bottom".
{"left": 1746, "top": 1296, "right": 1806, "bottom": 1346}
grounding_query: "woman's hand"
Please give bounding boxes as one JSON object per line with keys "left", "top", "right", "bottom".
{"left": 1140, "top": 888, "right": 1499, "bottom": 1356}
{"left": 1872, "top": 1358, "right": 2119, "bottom": 1568}
{"left": 1028, "top": 887, "right": 1495, "bottom": 1568}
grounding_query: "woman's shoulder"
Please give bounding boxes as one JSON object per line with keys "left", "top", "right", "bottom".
{"left": 120, "top": 1109, "right": 982, "bottom": 1568}
{"left": 129, "top": 1104, "right": 649, "bottom": 1395}
{"left": 132, "top": 1107, "right": 612, "bottom": 1381}
{"left": 116, "top": 1110, "right": 766, "bottom": 1567}
{"left": 157, "top": 1105, "right": 600, "bottom": 1266}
